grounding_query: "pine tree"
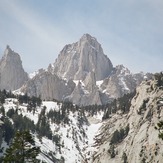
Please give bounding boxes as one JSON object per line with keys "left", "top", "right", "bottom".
{"left": 155, "top": 121, "right": 163, "bottom": 140}
{"left": 3, "top": 130, "right": 40, "bottom": 163}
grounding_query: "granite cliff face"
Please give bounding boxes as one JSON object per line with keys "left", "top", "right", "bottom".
{"left": 100, "top": 65, "right": 153, "bottom": 99}
{"left": 21, "top": 70, "right": 75, "bottom": 101}
{"left": 88, "top": 78, "right": 163, "bottom": 163}
{"left": 0, "top": 35, "right": 153, "bottom": 106}
{"left": 21, "top": 34, "right": 152, "bottom": 106}
{"left": 0, "top": 46, "right": 28, "bottom": 91}
{"left": 49, "top": 34, "right": 113, "bottom": 80}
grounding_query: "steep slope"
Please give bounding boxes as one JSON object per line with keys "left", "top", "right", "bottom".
{"left": 0, "top": 95, "right": 102, "bottom": 163}
{"left": 0, "top": 45, "right": 28, "bottom": 91}
{"left": 89, "top": 75, "right": 163, "bottom": 163}
{"left": 49, "top": 33, "right": 113, "bottom": 80}
{"left": 1, "top": 74, "right": 163, "bottom": 162}
{"left": 21, "top": 70, "right": 75, "bottom": 101}
{"left": 100, "top": 65, "right": 153, "bottom": 98}
{"left": 3, "top": 34, "right": 151, "bottom": 106}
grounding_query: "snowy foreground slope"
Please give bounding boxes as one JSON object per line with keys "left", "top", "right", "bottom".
{"left": 0, "top": 98, "right": 103, "bottom": 163}
{"left": 1, "top": 74, "right": 163, "bottom": 163}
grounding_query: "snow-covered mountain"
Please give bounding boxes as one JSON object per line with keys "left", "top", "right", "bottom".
{"left": 0, "top": 94, "right": 103, "bottom": 163}
{"left": 17, "top": 34, "right": 151, "bottom": 106}
{"left": 0, "top": 73, "right": 163, "bottom": 163}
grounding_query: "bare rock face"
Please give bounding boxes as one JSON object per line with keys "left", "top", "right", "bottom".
{"left": 100, "top": 65, "right": 152, "bottom": 99}
{"left": 91, "top": 79, "right": 163, "bottom": 163}
{"left": 83, "top": 71, "right": 96, "bottom": 92}
{"left": 0, "top": 46, "right": 28, "bottom": 91}
{"left": 49, "top": 34, "right": 113, "bottom": 80}
{"left": 21, "top": 71, "right": 75, "bottom": 101}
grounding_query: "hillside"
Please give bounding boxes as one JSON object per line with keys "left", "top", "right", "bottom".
{"left": 0, "top": 73, "right": 163, "bottom": 162}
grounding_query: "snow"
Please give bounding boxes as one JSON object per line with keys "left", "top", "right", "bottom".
{"left": 84, "top": 120, "right": 102, "bottom": 162}
{"left": 120, "top": 77, "right": 130, "bottom": 91}
{"left": 96, "top": 80, "right": 103, "bottom": 87}
{"left": 0, "top": 141, "right": 8, "bottom": 157}
{"left": 42, "top": 101, "right": 60, "bottom": 112}
{"left": 1, "top": 98, "right": 104, "bottom": 163}
{"left": 35, "top": 136, "right": 55, "bottom": 163}
{"left": 73, "top": 80, "right": 85, "bottom": 87}
{"left": 87, "top": 123, "right": 102, "bottom": 145}
{"left": 29, "top": 70, "right": 39, "bottom": 79}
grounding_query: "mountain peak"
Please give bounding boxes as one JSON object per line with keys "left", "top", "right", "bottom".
{"left": 80, "top": 33, "right": 97, "bottom": 42}
{"left": 50, "top": 34, "right": 113, "bottom": 80}
{"left": 2, "top": 46, "right": 21, "bottom": 61}
{"left": 4, "top": 45, "right": 13, "bottom": 55}
{"left": 0, "top": 46, "right": 28, "bottom": 91}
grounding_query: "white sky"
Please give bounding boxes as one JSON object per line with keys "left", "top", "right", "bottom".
{"left": 0, "top": 0, "right": 163, "bottom": 73}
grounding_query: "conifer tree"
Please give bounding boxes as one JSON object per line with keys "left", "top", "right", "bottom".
{"left": 3, "top": 130, "right": 40, "bottom": 163}
{"left": 155, "top": 121, "right": 163, "bottom": 140}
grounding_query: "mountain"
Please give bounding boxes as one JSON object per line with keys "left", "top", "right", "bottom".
{"left": 0, "top": 45, "right": 28, "bottom": 91}
{"left": 0, "top": 73, "right": 163, "bottom": 163}
{"left": 0, "top": 34, "right": 153, "bottom": 106}
{"left": 21, "top": 70, "right": 75, "bottom": 101}
{"left": 90, "top": 74, "right": 163, "bottom": 163}
{"left": 48, "top": 34, "right": 113, "bottom": 80}
{"left": 22, "top": 34, "right": 152, "bottom": 106}
{"left": 100, "top": 65, "right": 153, "bottom": 99}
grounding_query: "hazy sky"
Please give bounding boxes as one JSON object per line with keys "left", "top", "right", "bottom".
{"left": 0, "top": 0, "right": 163, "bottom": 73}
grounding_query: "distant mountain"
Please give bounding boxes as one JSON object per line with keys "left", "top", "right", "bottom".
{"left": 48, "top": 33, "right": 113, "bottom": 80}
{"left": 0, "top": 45, "right": 28, "bottom": 91}
{"left": 21, "top": 70, "right": 75, "bottom": 101}
{"left": 23, "top": 34, "right": 152, "bottom": 105}
{"left": 0, "top": 35, "right": 153, "bottom": 106}
{"left": 100, "top": 65, "right": 153, "bottom": 99}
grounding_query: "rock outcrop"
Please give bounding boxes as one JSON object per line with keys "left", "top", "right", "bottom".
{"left": 21, "top": 70, "right": 75, "bottom": 101}
{"left": 22, "top": 35, "right": 152, "bottom": 106}
{"left": 90, "top": 78, "right": 163, "bottom": 163}
{"left": 0, "top": 35, "right": 153, "bottom": 106}
{"left": 100, "top": 65, "right": 153, "bottom": 98}
{"left": 49, "top": 34, "right": 113, "bottom": 80}
{"left": 0, "top": 45, "right": 28, "bottom": 91}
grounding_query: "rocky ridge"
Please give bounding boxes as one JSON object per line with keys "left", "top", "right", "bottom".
{"left": 49, "top": 34, "right": 113, "bottom": 81}
{"left": 0, "top": 34, "right": 153, "bottom": 106}
{"left": 21, "top": 34, "right": 152, "bottom": 106}
{"left": 0, "top": 73, "right": 162, "bottom": 163}
{"left": 89, "top": 77, "right": 163, "bottom": 163}
{"left": 0, "top": 45, "right": 28, "bottom": 91}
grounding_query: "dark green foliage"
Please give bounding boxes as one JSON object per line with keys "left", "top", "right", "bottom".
{"left": 108, "top": 145, "right": 116, "bottom": 158}
{"left": 138, "top": 98, "right": 149, "bottom": 115}
{"left": 52, "top": 134, "right": 61, "bottom": 147}
{"left": 3, "top": 118, "right": 14, "bottom": 144}
{"left": 6, "top": 108, "right": 15, "bottom": 118}
{"left": 0, "top": 91, "right": 6, "bottom": 104}
{"left": 36, "top": 108, "right": 52, "bottom": 139}
{"left": 0, "top": 106, "right": 5, "bottom": 116}
{"left": 122, "top": 152, "right": 128, "bottom": 163}
{"left": 110, "top": 125, "right": 129, "bottom": 145}
{"left": 154, "top": 72, "right": 163, "bottom": 87}
{"left": 155, "top": 121, "right": 163, "bottom": 140}
{"left": 3, "top": 130, "right": 40, "bottom": 163}
{"left": 0, "top": 156, "right": 3, "bottom": 162}
{"left": 0, "top": 90, "right": 16, "bottom": 104}
{"left": 18, "top": 94, "right": 42, "bottom": 107}
{"left": 102, "top": 91, "right": 136, "bottom": 120}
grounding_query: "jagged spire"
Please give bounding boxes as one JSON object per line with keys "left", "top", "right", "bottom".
{"left": 0, "top": 46, "right": 28, "bottom": 91}
{"left": 50, "top": 34, "right": 113, "bottom": 80}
